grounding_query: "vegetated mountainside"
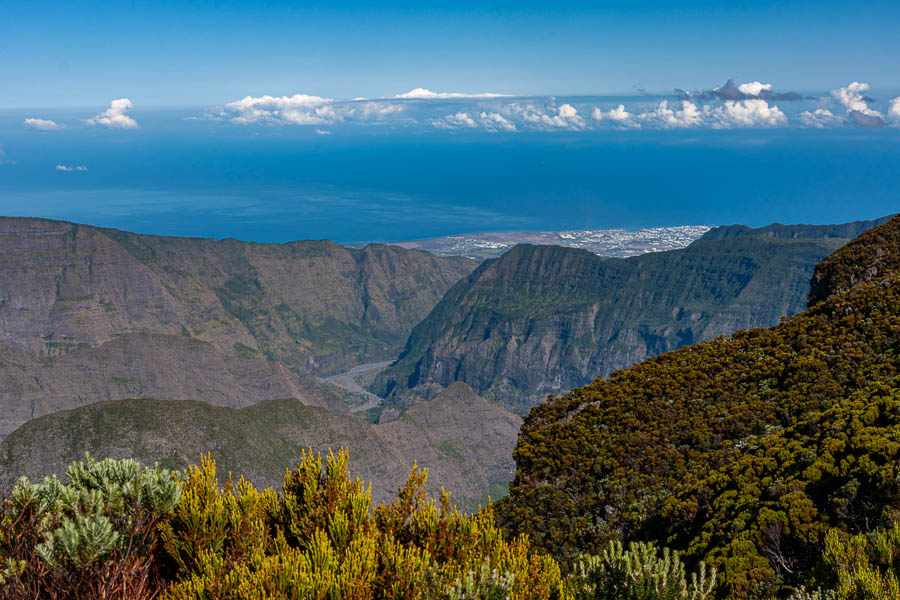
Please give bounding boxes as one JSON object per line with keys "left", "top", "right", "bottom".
{"left": 808, "top": 213, "right": 900, "bottom": 306}
{"left": 497, "top": 215, "right": 900, "bottom": 598}
{"left": 376, "top": 216, "right": 891, "bottom": 414}
{"left": 0, "top": 333, "right": 348, "bottom": 439}
{"left": 0, "top": 217, "right": 475, "bottom": 376}
{"left": 0, "top": 382, "right": 520, "bottom": 509}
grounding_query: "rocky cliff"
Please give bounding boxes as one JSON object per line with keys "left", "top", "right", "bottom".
{"left": 0, "top": 217, "right": 476, "bottom": 375}
{"left": 376, "top": 217, "right": 891, "bottom": 413}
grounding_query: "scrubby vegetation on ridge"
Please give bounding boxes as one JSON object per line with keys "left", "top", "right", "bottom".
{"left": 497, "top": 215, "right": 900, "bottom": 598}
{"left": 808, "top": 213, "right": 900, "bottom": 306}
{"left": 5, "top": 455, "right": 898, "bottom": 599}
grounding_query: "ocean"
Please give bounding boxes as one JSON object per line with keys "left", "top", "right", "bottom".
{"left": 1, "top": 107, "right": 898, "bottom": 242}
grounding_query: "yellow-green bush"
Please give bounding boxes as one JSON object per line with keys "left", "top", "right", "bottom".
{"left": 811, "top": 525, "right": 900, "bottom": 599}
{"left": 159, "top": 448, "right": 563, "bottom": 600}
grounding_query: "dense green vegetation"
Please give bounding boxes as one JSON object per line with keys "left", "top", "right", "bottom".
{"left": 498, "top": 215, "right": 900, "bottom": 598}
{"left": 5, "top": 454, "right": 894, "bottom": 599}
{"left": 808, "top": 213, "right": 900, "bottom": 306}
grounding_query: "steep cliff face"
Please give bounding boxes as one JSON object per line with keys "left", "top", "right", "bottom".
{"left": 376, "top": 217, "right": 889, "bottom": 413}
{"left": 0, "top": 382, "right": 520, "bottom": 508}
{"left": 0, "top": 218, "right": 476, "bottom": 375}
{"left": 0, "top": 333, "right": 348, "bottom": 439}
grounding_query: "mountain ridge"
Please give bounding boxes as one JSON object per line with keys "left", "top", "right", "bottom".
{"left": 0, "top": 381, "right": 520, "bottom": 509}
{"left": 0, "top": 216, "right": 476, "bottom": 376}
{"left": 375, "top": 216, "right": 892, "bottom": 414}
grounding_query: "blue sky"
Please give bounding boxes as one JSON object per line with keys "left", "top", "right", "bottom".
{"left": 2, "top": 0, "right": 899, "bottom": 108}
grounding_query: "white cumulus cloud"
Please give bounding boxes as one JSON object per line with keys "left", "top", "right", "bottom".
{"left": 24, "top": 118, "right": 63, "bottom": 131}
{"left": 479, "top": 112, "right": 516, "bottom": 132}
{"left": 737, "top": 81, "right": 773, "bottom": 96}
{"left": 56, "top": 164, "right": 88, "bottom": 172}
{"left": 223, "top": 94, "right": 335, "bottom": 125}
{"left": 888, "top": 97, "right": 900, "bottom": 125}
{"left": 394, "top": 88, "right": 507, "bottom": 99}
{"left": 86, "top": 98, "right": 138, "bottom": 129}
{"left": 432, "top": 112, "right": 479, "bottom": 129}
{"left": 831, "top": 81, "right": 875, "bottom": 113}
{"left": 511, "top": 103, "right": 587, "bottom": 130}
{"left": 708, "top": 99, "right": 787, "bottom": 128}
{"left": 433, "top": 111, "right": 518, "bottom": 132}
{"left": 830, "top": 82, "right": 886, "bottom": 127}
{"left": 592, "top": 104, "right": 640, "bottom": 128}
{"left": 799, "top": 108, "right": 841, "bottom": 128}
{"left": 637, "top": 100, "right": 703, "bottom": 128}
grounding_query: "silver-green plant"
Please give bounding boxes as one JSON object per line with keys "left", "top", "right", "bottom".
{"left": 447, "top": 561, "right": 516, "bottom": 600}
{"left": 567, "top": 540, "right": 716, "bottom": 600}
{"left": 8, "top": 454, "right": 180, "bottom": 568}
{"left": 786, "top": 587, "right": 838, "bottom": 600}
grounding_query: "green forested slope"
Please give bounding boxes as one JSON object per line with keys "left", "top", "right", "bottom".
{"left": 497, "top": 215, "right": 900, "bottom": 598}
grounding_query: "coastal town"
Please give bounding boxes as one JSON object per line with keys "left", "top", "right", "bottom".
{"left": 386, "top": 225, "right": 712, "bottom": 260}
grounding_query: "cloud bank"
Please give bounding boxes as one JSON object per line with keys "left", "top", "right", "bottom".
{"left": 798, "top": 108, "right": 841, "bottom": 128}
{"left": 590, "top": 96, "right": 785, "bottom": 130}
{"left": 213, "top": 81, "right": 900, "bottom": 133}
{"left": 504, "top": 102, "right": 587, "bottom": 130}
{"left": 56, "top": 164, "right": 88, "bottom": 172}
{"left": 86, "top": 99, "right": 138, "bottom": 129}
{"left": 24, "top": 118, "right": 63, "bottom": 131}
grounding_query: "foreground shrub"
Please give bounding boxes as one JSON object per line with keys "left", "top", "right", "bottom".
{"left": 565, "top": 540, "right": 716, "bottom": 600}
{"left": 0, "top": 454, "right": 180, "bottom": 599}
{"left": 159, "top": 448, "right": 562, "bottom": 599}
